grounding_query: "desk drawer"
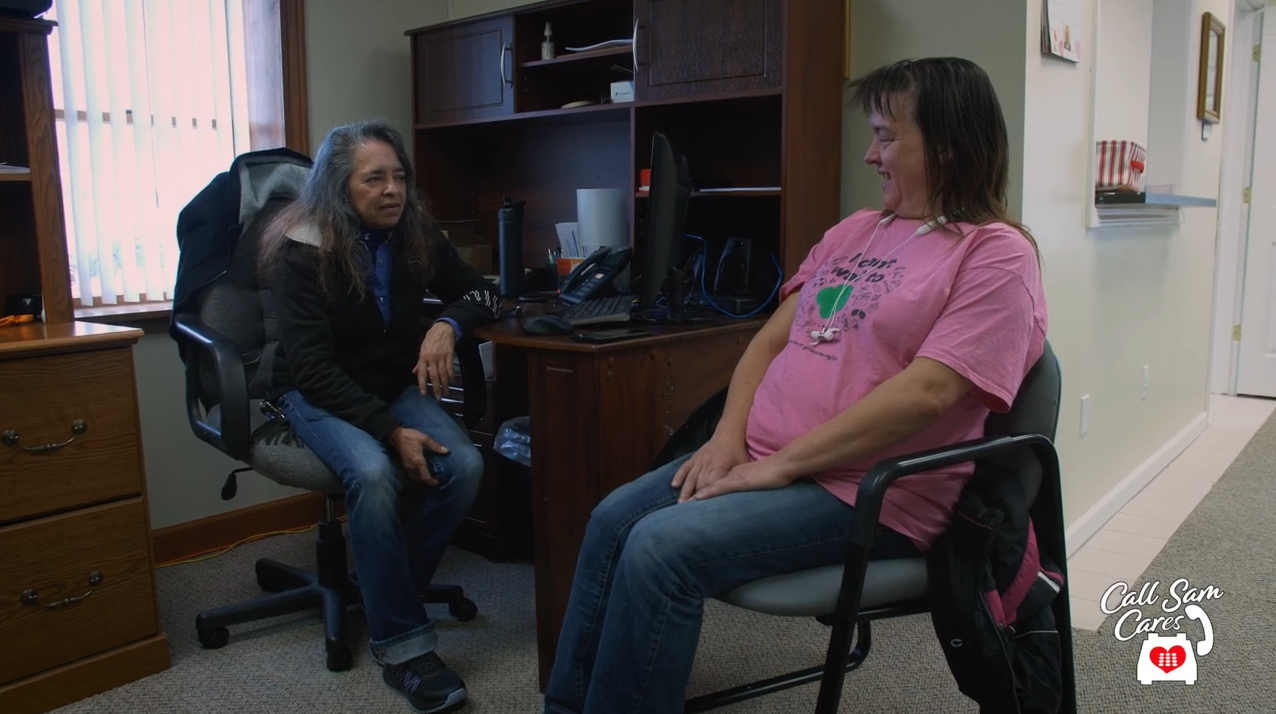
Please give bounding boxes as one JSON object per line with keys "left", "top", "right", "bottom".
{"left": 0, "top": 348, "right": 142, "bottom": 523}
{"left": 0, "top": 498, "right": 158, "bottom": 686}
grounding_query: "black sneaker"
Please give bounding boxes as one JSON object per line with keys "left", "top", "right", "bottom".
{"left": 382, "top": 651, "right": 468, "bottom": 713}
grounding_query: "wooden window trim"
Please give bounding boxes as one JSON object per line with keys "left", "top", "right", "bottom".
{"left": 281, "top": 0, "right": 308, "bottom": 155}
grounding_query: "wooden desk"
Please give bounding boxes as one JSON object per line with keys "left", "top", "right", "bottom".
{"left": 475, "top": 317, "right": 765, "bottom": 688}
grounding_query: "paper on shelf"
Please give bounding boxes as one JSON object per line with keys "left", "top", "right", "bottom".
{"left": 0, "top": 162, "right": 31, "bottom": 174}
{"left": 564, "top": 38, "right": 633, "bottom": 53}
{"left": 555, "top": 222, "right": 581, "bottom": 258}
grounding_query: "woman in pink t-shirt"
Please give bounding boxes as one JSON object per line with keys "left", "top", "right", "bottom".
{"left": 544, "top": 57, "right": 1048, "bottom": 714}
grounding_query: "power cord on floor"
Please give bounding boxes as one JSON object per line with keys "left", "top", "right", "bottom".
{"left": 157, "top": 523, "right": 320, "bottom": 569}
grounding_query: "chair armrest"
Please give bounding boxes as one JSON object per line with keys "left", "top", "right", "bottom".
{"left": 173, "top": 312, "right": 251, "bottom": 461}
{"left": 815, "top": 432, "right": 1061, "bottom": 706}
{"left": 848, "top": 433, "right": 1058, "bottom": 548}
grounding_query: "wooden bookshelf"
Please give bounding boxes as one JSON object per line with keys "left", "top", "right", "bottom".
{"left": 0, "top": 17, "right": 72, "bottom": 324}
{"left": 405, "top": 0, "right": 843, "bottom": 288}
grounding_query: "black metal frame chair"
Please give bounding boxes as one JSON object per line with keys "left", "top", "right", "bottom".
{"left": 648, "top": 342, "right": 1076, "bottom": 713}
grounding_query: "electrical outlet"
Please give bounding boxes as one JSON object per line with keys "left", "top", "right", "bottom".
{"left": 1141, "top": 365, "right": 1150, "bottom": 400}
{"left": 1080, "top": 395, "right": 1091, "bottom": 436}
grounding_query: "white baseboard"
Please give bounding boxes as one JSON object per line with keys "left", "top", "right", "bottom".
{"left": 1063, "top": 412, "right": 1209, "bottom": 557}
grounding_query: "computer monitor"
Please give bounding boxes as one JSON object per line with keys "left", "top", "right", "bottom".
{"left": 634, "top": 132, "right": 712, "bottom": 324}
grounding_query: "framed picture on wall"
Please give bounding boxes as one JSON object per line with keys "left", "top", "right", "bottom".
{"left": 1197, "top": 12, "right": 1225, "bottom": 124}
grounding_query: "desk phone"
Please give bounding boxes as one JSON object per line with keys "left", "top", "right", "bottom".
{"left": 560, "top": 246, "right": 631, "bottom": 305}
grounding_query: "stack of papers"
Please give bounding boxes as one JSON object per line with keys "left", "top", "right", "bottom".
{"left": 555, "top": 222, "right": 583, "bottom": 257}
{"left": 0, "top": 162, "right": 31, "bottom": 174}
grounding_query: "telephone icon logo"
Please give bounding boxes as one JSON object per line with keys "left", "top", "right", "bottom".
{"left": 1136, "top": 604, "right": 1213, "bottom": 685}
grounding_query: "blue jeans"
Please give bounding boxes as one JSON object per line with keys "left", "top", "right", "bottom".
{"left": 276, "top": 386, "right": 483, "bottom": 665}
{"left": 543, "top": 454, "right": 921, "bottom": 714}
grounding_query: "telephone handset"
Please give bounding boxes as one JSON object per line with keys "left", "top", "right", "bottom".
{"left": 560, "top": 246, "right": 632, "bottom": 305}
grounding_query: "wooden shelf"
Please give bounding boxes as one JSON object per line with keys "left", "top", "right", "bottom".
{"left": 521, "top": 46, "right": 630, "bottom": 68}
{"left": 414, "top": 88, "right": 783, "bottom": 131}
{"left": 415, "top": 102, "right": 631, "bottom": 129}
{"left": 1095, "top": 191, "right": 1217, "bottom": 208}
{"left": 0, "top": 173, "right": 32, "bottom": 182}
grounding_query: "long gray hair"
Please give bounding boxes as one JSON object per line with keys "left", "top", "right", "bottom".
{"left": 258, "top": 119, "right": 435, "bottom": 301}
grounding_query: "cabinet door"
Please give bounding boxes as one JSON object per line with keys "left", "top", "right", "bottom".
{"left": 413, "top": 17, "right": 515, "bottom": 126}
{"left": 634, "top": 0, "right": 782, "bottom": 100}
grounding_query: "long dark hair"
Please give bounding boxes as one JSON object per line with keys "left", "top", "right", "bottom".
{"left": 258, "top": 118, "right": 435, "bottom": 301}
{"left": 848, "top": 58, "right": 1038, "bottom": 257}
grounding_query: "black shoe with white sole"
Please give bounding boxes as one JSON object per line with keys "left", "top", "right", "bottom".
{"left": 382, "top": 651, "right": 468, "bottom": 713}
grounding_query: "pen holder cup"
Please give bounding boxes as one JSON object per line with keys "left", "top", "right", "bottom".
{"left": 557, "top": 257, "right": 584, "bottom": 276}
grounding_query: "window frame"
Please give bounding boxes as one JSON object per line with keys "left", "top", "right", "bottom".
{"left": 74, "top": 0, "right": 308, "bottom": 330}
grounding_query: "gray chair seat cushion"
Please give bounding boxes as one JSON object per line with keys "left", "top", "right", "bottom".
{"left": 717, "top": 558, "right": 928, "bottom": 617}
{"left": 207, "top": 398, "right": 468, "bottom": 495}
{"left": 208, "top": 401, "right": 343, "bottom": 494}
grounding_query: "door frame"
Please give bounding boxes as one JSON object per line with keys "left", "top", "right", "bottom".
{"left": 1209, "top": 4, "right": 1266, "bottom": 395}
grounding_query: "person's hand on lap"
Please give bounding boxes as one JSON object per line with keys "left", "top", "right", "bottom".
{"left": 388, "top": 426, "right": 449, "bottom": 486}
{"left": 691, "top": 456, "right": 794, "bottom": 500}
{"left": 671, "top": 437, "right": 751, "bottom": 503}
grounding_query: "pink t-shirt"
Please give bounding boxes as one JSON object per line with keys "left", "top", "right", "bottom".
{"left": 745, "top": 209, "right": 1048, "bottom": 552}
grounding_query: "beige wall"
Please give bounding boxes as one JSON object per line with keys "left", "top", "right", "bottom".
{"left": 448, "top": 0, "right": 533, "bottom": 19}
{"left": 305, "top": 0, "right": 450, "bottom": 151}
{"left": 1019, "top": 0, "right": 1229, "bottom": 533}
{"left": 843, "top": 0, "right": 1028, "bottom": 218}
{"left": 1093, "top": 0, "right": 1155, "bottom": 146}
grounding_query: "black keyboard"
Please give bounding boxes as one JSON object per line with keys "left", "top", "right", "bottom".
{"left": 562, "top": 295, "right": 635, "bottom": 326}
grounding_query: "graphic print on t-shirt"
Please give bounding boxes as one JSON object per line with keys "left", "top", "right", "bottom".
{"left": 795, "top": 252, "right": 908, "bottom": 353}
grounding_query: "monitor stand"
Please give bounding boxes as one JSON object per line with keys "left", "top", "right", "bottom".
{"left": 633, "top": 267, "right": 716, "bottom": 324}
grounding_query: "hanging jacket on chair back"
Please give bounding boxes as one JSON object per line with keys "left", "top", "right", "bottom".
{"left": 170, "top": 147, "right": 313, "bottom": 363}
{"left": 927, "top": 469, "right": 1067, "bottom": 713}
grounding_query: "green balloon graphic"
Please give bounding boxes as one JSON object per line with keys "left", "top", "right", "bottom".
{"left": 816, "top": 284, "right": 851, "bottom": 319}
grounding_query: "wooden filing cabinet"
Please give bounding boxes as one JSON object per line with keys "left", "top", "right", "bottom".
{"left": 0, "top": 322, "right": 169, "bottom": 714}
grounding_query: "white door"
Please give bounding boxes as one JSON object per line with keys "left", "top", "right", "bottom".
{"left": 1237, "top": 12, "right": 1276, "bottom": 397}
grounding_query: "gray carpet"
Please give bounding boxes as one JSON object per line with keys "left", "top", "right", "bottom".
{"left": 51, "top": 411, "right": 1276, "bottom": 713}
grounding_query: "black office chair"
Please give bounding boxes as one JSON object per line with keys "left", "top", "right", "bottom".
{"left": 172, "top": 195, "right": 484, "bottom": 672}
{"left": 648, "top": 341, "right": 1075, "bottom": 713}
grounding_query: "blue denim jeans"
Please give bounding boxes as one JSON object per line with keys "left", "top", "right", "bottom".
{"left": 543, "top": 454, "right": 921, "bottom": 714}
{"left": 276, "top": 386, "right": 483, "bottom": 665}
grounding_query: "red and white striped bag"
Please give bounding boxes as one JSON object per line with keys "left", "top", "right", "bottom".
{"left": 1095, "top": 140, "right": 1147, "bottom": 192}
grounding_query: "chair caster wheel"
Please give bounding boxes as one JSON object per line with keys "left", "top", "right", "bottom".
{"left": 198, "top": 627, "right": 229, "bottom": 649}
{"left": 326, "top": 644, "right": 353, "bottom": 672}
{"left": 449, "top": 598, "right": 478, "bottom": 622}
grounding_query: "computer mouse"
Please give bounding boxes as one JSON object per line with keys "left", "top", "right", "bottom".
{"left": 522, "top": 315, "right": 575, "bottom": 336}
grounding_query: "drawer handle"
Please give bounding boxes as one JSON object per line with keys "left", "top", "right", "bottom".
{"left": 2, "top": 419, "right": 88, "bottom": 453}
{"left": 21, "top": 571, "right": 104, "bottom": 609}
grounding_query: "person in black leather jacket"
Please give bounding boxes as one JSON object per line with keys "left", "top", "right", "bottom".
{"left": 258, "top": 118, "right": 499, "bottom": 714}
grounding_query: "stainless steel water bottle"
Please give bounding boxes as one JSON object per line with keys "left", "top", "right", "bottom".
{"left": 497, "top": 195, "right": 527, "bottom": 298}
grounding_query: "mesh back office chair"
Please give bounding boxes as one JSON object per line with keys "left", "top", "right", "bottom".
{"left": 649, "top": 341, "right": 1075, "bottom": 713}
{"left": 172, "top": 196, "right": 484, "bottom": 672}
